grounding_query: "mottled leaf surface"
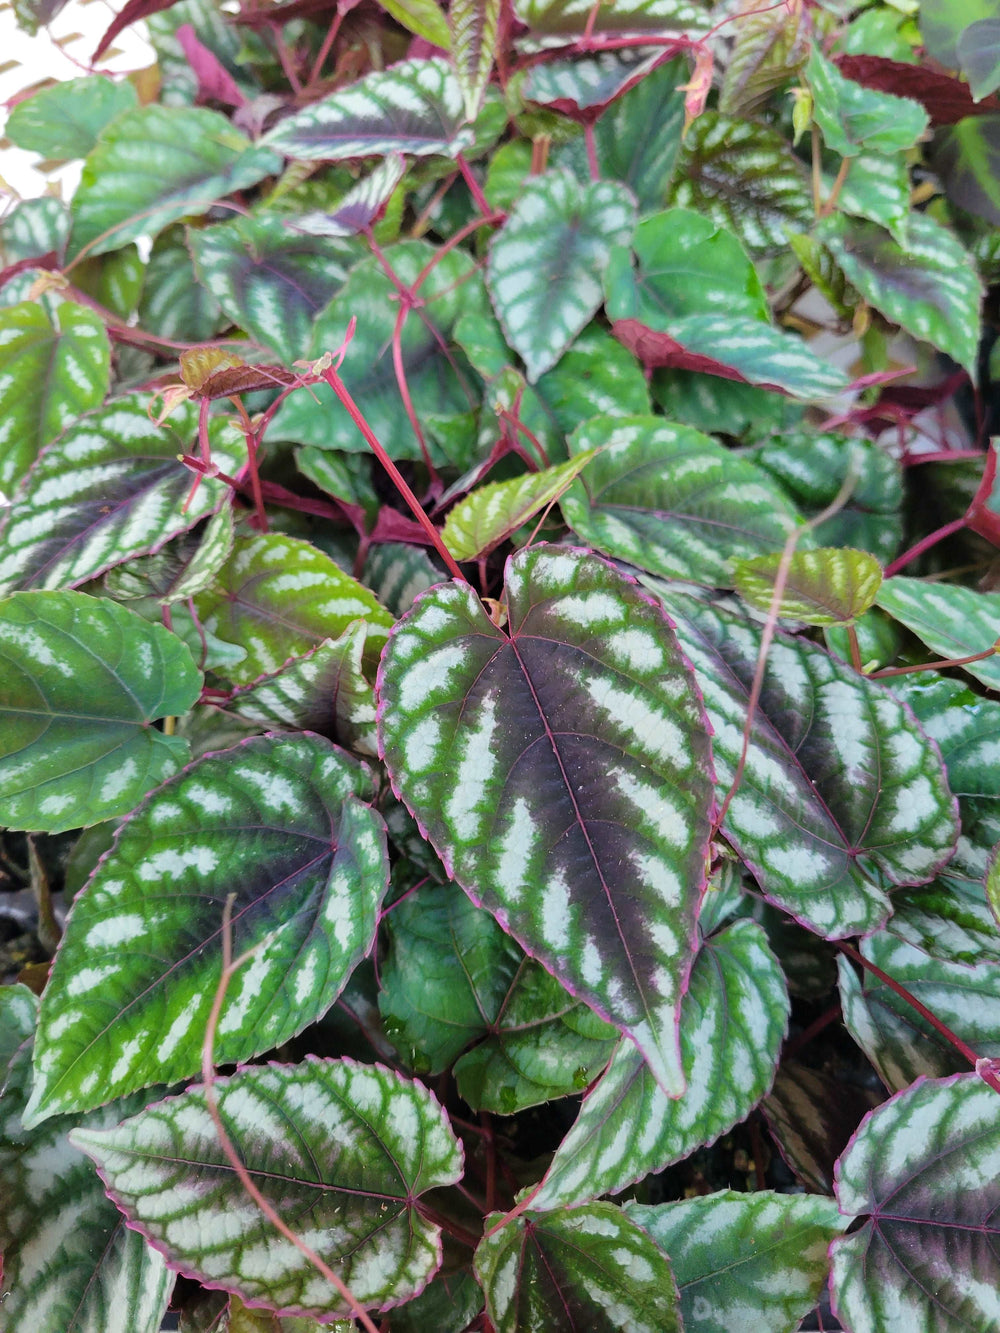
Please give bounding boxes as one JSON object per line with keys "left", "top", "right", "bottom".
{"left": 887, "top": 876, "right": 1000, "bottom": 967}
{"left": 763, "top": 1060, "right": 881, "bottom": 1195}
{"left": 806, "top": 46, "right": 928, "bottom": 156}
{"left": 71, "top": 1060, "right": 464, "bottom": 1319}
{"left": 513, "top": 0, "right": 708, "bottom": 41}
{"left": 378, "top": 546, "right": 715, "bottom": 1095}
{"left": 103, "top": 506, "right": 235, "bottom": 606}
{"left": 6, "top": 75, "right": 137, "bottom": 160}
{"left": 139, "top": 225, "right": 223, "bottom": 342}
{"left": 531, "top": 919, "right": 788, "bottom": 1209}
{"left": 733, "top": 547, "right": 883, "bottom": 626}
{"left": 0, "top": 592, "right": 200, "bottom": 834}
{"left": 26, "top": 733, "right": 387, "bottom": 1123}
{"left": 450, "top": 0, "right": 499, "bottom": 120}
{"left": 475, "top": 1201, "right": 681, "bottom": 1333}
{"left": 876, "top": 576, "right": 1000, "bottom": 689}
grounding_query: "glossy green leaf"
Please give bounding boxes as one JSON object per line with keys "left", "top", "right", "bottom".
{"left": 487, "top": 169, "right": 635, "bottom": 380}
{"left": 0, "top": 591, "right": 200, "bottom": 834}
{"left": 71, "top": 1060, "right": 463, "bottom": 1319}
{"left": 380, "top": 0, "right": 450, "bottom": 48}
{"left": 532, "top": 919, "right": 787, "bottom": 1209}
{"left": 442, "top": 451, "right": 597, "bottom": 560}
{"left": 73, "top": 242, "right": 145, "bottom": 320}
{"left": 817, "top": 212, "right": 983, "bottom": 373}
{"left": 378, "top": 546, "right": 715, "bottom": 1096}
{"left": 653, "top": 588, "right": 959, "bottom": 937}
{"left": 626, "top": 1191, "right": 845, "bottom": 1333}
{"left": 668, "top": 112, "right": 812, "bottom": 256}
{"left": 194, "top": 533, "right": 394, "bottom": 686}
{"left": 139, "top": 225, "right": 223, "bottom": 342}
{"left": 805, "top": 45, "right": 928, "bottom": 156}
{"left": 265, "top": 58, "right": 471, "bottom": 161}
{"left": 476, "top": 1200, "right": 681, "bottom": 1333}
{"left": 535, "top": 325, "right": 651, "bottom": 434}
{"left": 450, "top": 0, "right": 499, "bottom": 120}
{"left": 876, "top": 576, "right": 1000, "bottom": 689}
{"left": 188, "top": 215, "right": 361, "bottom": 362}
{"left": 0, "top": 1010, "right": 172, "bottom": 1333}
{"left": 733, "top": 547, "right": 883, "bottom": 626}
{"left": 890, "top": 671, "right": 1000, "bottom": 805}
{"left": 0, "top": 299, "right": 110, "bottom": 497}
{"left": 831, "top": 1073, "right": 1000, "bottom": 1333}
{"left": 560, "top": 415, "right": 806, "bottom": 586}
{"left": 26, "top": 733, "right": 386, "bottom": 1123}
{"left": 103, "top": 505, "right": 236, "bottom": 606}
{"left": 0, "top": 396, "right": 246, "bottom": 595}
{"left": 6, "top": 75, "right": 137, "bottom": 160}
{"left": 888, "top": 876, "right": 1000, "bottom": 967}
{"left": 69, "top": 105, "right": 281, "bottom": 260}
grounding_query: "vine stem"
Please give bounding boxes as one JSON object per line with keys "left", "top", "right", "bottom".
{"left": 869, "top": 640, "right": 1000, "bottom": 679}
{"left": 201, "top": 896, "right": 381, "bottom": 1333}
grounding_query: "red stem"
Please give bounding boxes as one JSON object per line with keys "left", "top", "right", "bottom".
{"left": 308, "top": 9, "right": 343, "bottom": 85}
{"left": 456, "top": 152, "right": 494, "bottom": 219}
{"left": 391, "top": 300, "right": 435, "bottom": 474}
{"left": 883, "top": 516, "right": 966, "bottom": 577}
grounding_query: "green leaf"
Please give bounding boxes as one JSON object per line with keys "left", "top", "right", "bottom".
{"left": 450, "top": 0, "right": 499, "bottom": 120}
{"left": 0, "top": 591, "right": 200, "bottom": 834}
{"left": 667, "top": 111, "right": 813, "bottom": 256}
{"left": 103, "top": 505, "right": 236, "bottom": 605}
{"left": 626, "top": 1191, "right": 845, "bottom": 1333}
{"left": 264, "top": 58, "right": 471, "bottom": 161}
{"left": 531, "top": 919, "right": 788, "bottom": 1210}
{"left": 6, "top": 75, "right": 137, "bottom": 160}
{"left": 195, "top": 533, "right": 394, "bottom": 686}
{"left": 0, "top": 300, "right": 110, "bottom": 497}
{"left": 442, "top": 451, "right": 598, "bottom": 560}
{"left": 513, "top": 0, "right": 708, "bottom": 41}
{"left": 805, "top": 45, "right": 928, "bottom": 156}
{"left": 535, "top": 324, "right": 651, "bottom": 434}
{"left": 876, "top": 576, "right": 1000, "bottom": 689}
{"left": 389, "top": 1269, "right": 483, "bottom": 1333}
{"left": 487, "top": 169, "right": 636, "bottom": 380}
{"left": 888, "top": 876, "right": 1000, "bottom": 967}
{"left": 378, "top": 546, "right": 715, "bottom": 1096}
{"left": 816, "top": 212, "right": 983, "bottom": 373}
{"left": 921, "top": 0, "right": 996, "bottom": 67}
{"left": 71, "top": 1060, "right": 463, "bottom": 1319}
{"left": 26, "top": 732, "right": 386, "bottom": 1122}
{"left": 188, "top": 215, "right": 361, "bottom": 362}
{"left": 0, "top": 396, "right": 246, "bottom": 595}
{"left": 733, "top": 547, "right": 883, "bottom": 626}
{"left": 139, "top": 225, "right": 223, "bottom": 342}
{"left": 288, "top": 156, "right": 407, "bottom": 239}
{"left": 73, "top": 242, "right": 146, "bottom": 320}
{"left": 362, "top": 541, "right": 442, "bottom": 616}
{"left": 69, "top": 105, "right": 281, "bottom": 259}
{"left": 653, "top": 588, "right": 959, "bottom": 937}
{"left": 0, "top": 195, "right": 70, "bottom": 263}
{"left": 718, "top": 0, "right": 809, "bottom": 119}
{"left": 651, "top": 366, "right": 804, "bottom": 440}
{"left": 831, "top": 1073, "right": 1000, "bottom": 1333}
{"left": 380, "top": 0, "right": 451, "bottom": 48}
{"left": 931, "top": 114, "right": 1000, "bottom": 227}
{"left": 523, "top": 47, "right": 665, "bottom": 117}
{"left": 559, "top": 415, "right": 807, "bottom": 587}
{"left": 475, "top": 1201, "right": 681, "bottom": 1333}
{"left": 836, "top": 151, "right": 912, "bottom": 244}
{"left": 0, "top": 1016, "right": 172, "bottom": 1333}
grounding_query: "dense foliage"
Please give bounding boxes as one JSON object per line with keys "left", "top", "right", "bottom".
{"left": 3, "top": 0, "right": 1000, "bottom": 1329}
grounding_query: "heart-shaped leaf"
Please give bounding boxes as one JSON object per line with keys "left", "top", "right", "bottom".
{"left": 264, "top": 58, "right": 472, "bottom": 161}
{"left": 25, "top": 733, "right": 388, "bottom": 1124}
{"left": 806, "top": 46, "right": 928, "bottom": 157}
{"left": 69, "top": 105, "right": 281, "bottom": 259}
{"left": 733, "top": 547, "right": 883, "bottom": 625}
{"left": 71, "top": 1059, "right": 464, "bottom": 1320}
{"left": 559, "top": 415, "right": 807, "bottom": 586}
{"left": 0, "top": 299, "right": 110, "bottom": 496}
{"left": 378, "top": 545, "right": 715, "bottom": 1096}
{"left": 653, "top": 588, "right": 959, "bottom": 937}
{"left": 450, "top": 0, "right": 499, "bottom": 120}
{"left": 531, "top": 919, "right": 788, "bottom": 1209}
{"left": 6, "top": 74, "right": 137, "bottom": 160}
{"left": 487, "top": 169, "right": 636, "bottom": 380}
{"left": 876, "top": 576, "right": 1000, "bottom": 689}
{"left": 830, "top": 1073, "right": 1000, "bottom": 1333}
{"left": 626, "top": 1191, "right": 845, "bottom": 1333}
{"left": 0, "top": 591, "right": 200, "bottom": 834}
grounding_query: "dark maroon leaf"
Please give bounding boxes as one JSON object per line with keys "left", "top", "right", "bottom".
{"left": 176, "top": 23, "right": 246, "bottom": 107}
{"left": 931, "top": 114, "right": 1000, "bottom": 226}
{"left": 92, "top": 0, "right": 184, "bottom": 61}
{"left": 835, "top": 53, "right": 1000, "bottom": 125}
{"left": 762, "top": 1060, "right": 883, "bottom": 1193}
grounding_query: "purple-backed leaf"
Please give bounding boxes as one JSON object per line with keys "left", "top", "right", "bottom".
{"left": 653, "top": 588, "right": 960, "bottom": 937}
{"left": 289, "top": 155, "right": 406, "bottom": 237}
{"left": 176, "top": 22, "right": 246, "bottom": 106}
{"left": 762, "top": 1060, "right": 882, "bottom": 1194}
{"left": 70, "top": 1059, "right": 464, "bottom": 1320}
{"left": 24, "top": 733, "right": 388, "bottom": 1124}
{"left": 377, "top": 545, "right": 716, "bottom": 1096}
{"left": 831, "top": 1074, "right": 1000, "bottom": 1332}
{"left": 0, "top": 396, "right": 246, "bottom": 595}
{"left": 835, "top": 53, "right": 1000, "bottom": 125}
{"left": 522, "top": 48, "right": 667, "bottom": 120}
{"left": 475, "top": 1200, "right": 681, "bottom": 1333}
{"left": 531, "top": 919, "right": 788, "bottom": 1209}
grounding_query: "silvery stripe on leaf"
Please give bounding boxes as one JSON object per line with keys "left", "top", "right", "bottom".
{"left": 70, "top": 1059, "right": 464, "bottom": 1319}
{"left": 25, "top": 733, "right": 387, "bottom": 1124}
{"left": 378, "top": 545, "right": 715, "bottom": 1096}
{"left": 837, "top": 151, "right": 912, "bottom": 245}
{"left": 513, "top": 0, "right": 709, "bottom": 40}
{"left": 805, "top": 46, "right": 929, "bottom": 158}
{"left": 890, "top": 671, "right": 1000, "bottom": 799}
{"left": 362, "top": 541, "right": 442, "bottom": 617}
{"left": 139, "top": 225, "right": 223, "bottom": 343}
{"left": 886, "top": 875, "right": 1000, "bottom": 967}
{"left": 876, "top": 576, "right": 1000, "bottom": 691}
{"left": 450, "top": 0, "right": 499, "bottom": 121}
{"left": 290, "top": 154, "right": 406, "bottom": 237}
{"left": 523, "top": 47, "right": 665, "bottom": 116}
{"left": 103, "top": 504, "right": 236, "bottom": 605}
{"left": 532, "top": 919, "right": 788, "bottom": 1209}
{"left": 732, "top": 546, "right": 883, "bottom": 626}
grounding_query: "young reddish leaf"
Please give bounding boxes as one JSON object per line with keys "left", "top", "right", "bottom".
{"left": 377, "top": 545, "right": 716, "bottom": 1096}
{"left": 176, "top": 23, "right": 246, "bottom": 106}
{"left": 733, "top": 547, "right": 883, "bottom": 626}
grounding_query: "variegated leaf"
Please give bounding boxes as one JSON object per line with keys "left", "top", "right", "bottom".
{"left": 626, "top": 1191, "right": 845, "bottom": 1333}
{"left": 836, "top": 151, "right": 912, "bottom": 244}
{"left": 380, "top": 0, "right": 450, "bottom": 48}
{"left": 876, "top": 576, "right": 1000, "bottom": 690}
{"left": 718, "top": 0, "right": 809, "bottom": 119}
{"left": 531, "top": 919, "right": 788, "bottom": 1209}
{"left": 450, "top": 0, "right": 499, "bottom": 120}
{"left": 523, "top": 48, "right": 665, "bottom": 118}
{"left": 559, "top": 415, "right": 807, "bottom": 587}
{"left": 831, "top": 1074, "right": 1000, "bottom": 1333}
{"left": 653, "top": 588, "right": 959, "bottom": 937}
{"left": 733, "top": 547, "right": 883, "bottom": 626}
{"left": 71, "top": 1060, "right": 464, "bottom": 1319}
{"left": 139, "top": 225, "right": 223, "bottom": 342}
{"left": 0, "top": 397, "right": 246, "bottom": 595}
{"left": 290, "top": 155, "right": 406, "bottom": 238}
{"left": 513, "top": 0, "right": 709, "bottom": 41}
{"left": 805, "top": 45, "right": 928, "bottom": 157}
{"left": 475, "top": 1201, "right": 681, "bottom": 1333}
{"left": 194, "top": 533, "right": 394, "bottom": 686}
{"left": 25, "top": 733, "right": 387, "bottom": 1123}
{"left": 0, "top": 592, "right": 200, "bottom": 834}
{"left": 0, "top": 195, "right": 70, "bottom": 263}
{"left": 888, "top": 876, "right": 1000, "bottom": 967}
{"left": 377, "top": 545, "right": 715, "bottom": 1096}
{"left": 535, "top": 325, "right": 651, "bottom": 435}
{"left": 264, "top": 58, "right": 472, "bottom": 161}
{"left": 0, "top": 300, "right": 110, "bottom": 497}
{"left": 362, "top": 542, "right": 442, "bottom": 617}
{"left": 103, "top": 505, "right": 236, "bottom": 605}
{"left": 763, "top": 1060, "right": 881, "bottom": 1195}
{"left": 487, "top": 169, "right": 636, "bottom": 381}
{"left": 388, "top": 1269, "right": 483, "bottom": 1333}
{"left": 73, "top": 242, "right": 145, "bottom": 321}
